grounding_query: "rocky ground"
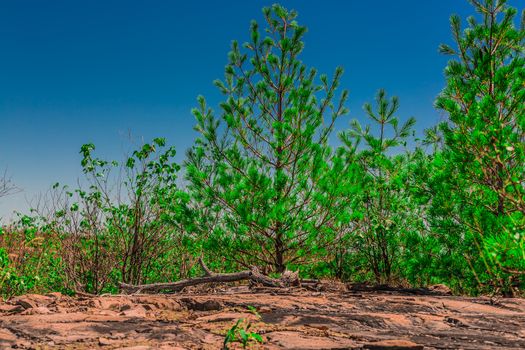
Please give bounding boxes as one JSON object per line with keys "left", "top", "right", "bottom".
{"left": 1, "top": 285, "right": 524, "bottom": 349}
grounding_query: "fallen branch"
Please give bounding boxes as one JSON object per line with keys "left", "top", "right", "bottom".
{"left": 119, "top": 258, "right": 301, "bottom": 294}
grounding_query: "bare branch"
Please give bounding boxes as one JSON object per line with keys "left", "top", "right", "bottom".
{"left": 0, "top": 169, "right": 20, "bottom": 199}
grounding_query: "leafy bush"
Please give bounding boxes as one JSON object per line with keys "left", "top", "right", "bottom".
{"left": 0, "top": 217, "right": 66, "bottom": 298}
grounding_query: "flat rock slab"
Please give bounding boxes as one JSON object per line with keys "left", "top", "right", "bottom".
{"left": 1, "top": 290, "right": 524, "bottom": 349}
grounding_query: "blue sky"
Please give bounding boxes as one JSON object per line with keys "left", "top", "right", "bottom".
{"left": 0, "top": 0, "right": 521, "bottom": 220}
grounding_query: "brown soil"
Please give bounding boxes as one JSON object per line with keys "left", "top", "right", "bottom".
{"left": 1, "top": 286, "right": 524, "bottom": 349}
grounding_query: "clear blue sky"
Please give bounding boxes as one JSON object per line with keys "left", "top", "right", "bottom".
{"left": 1, "top": 0, "right": 521, "bottom": 220}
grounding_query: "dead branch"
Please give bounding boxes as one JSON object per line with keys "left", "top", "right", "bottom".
{"left": 198, "top": 256, "right": 215, "bottom": 276}
{"left": 119, "top": 258, "right": 302, "bottom": 294}
{"left": 0, "top": 169, "right": 20, "bottom": 199}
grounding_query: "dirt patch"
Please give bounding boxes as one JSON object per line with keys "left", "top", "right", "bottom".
{"left": 1, "top": 289, "right": 524, "bottom": 349}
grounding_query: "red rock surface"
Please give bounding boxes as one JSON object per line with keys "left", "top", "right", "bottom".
{"left": 1, "top": 288, "right": 524, "bottom": 349}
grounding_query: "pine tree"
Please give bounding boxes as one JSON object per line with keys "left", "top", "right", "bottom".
{"left": 436, "top": 0, "right": 525, "bottom": 294}
{"left": 340, "top": 90, "right": 417, "bottom": 284}
{"left": 186, "top": 4, "right": 357, "bottom": 273}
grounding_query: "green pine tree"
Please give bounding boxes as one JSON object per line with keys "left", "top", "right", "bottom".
{"left": 340, "top": 90, "right": 417, "bottom": 284}
{"left": 435, "top": 0, "right": 525, "bottom": 294}
{"left": 186, "top": 4, "right": 358, "bottom": 273}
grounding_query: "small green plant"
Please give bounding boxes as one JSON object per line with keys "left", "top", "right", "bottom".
{"left": 246, "top": 305, "right": 259, "bottom": 317}
{"left": 223, "top": 306, "right": 263, "bottom": 349}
